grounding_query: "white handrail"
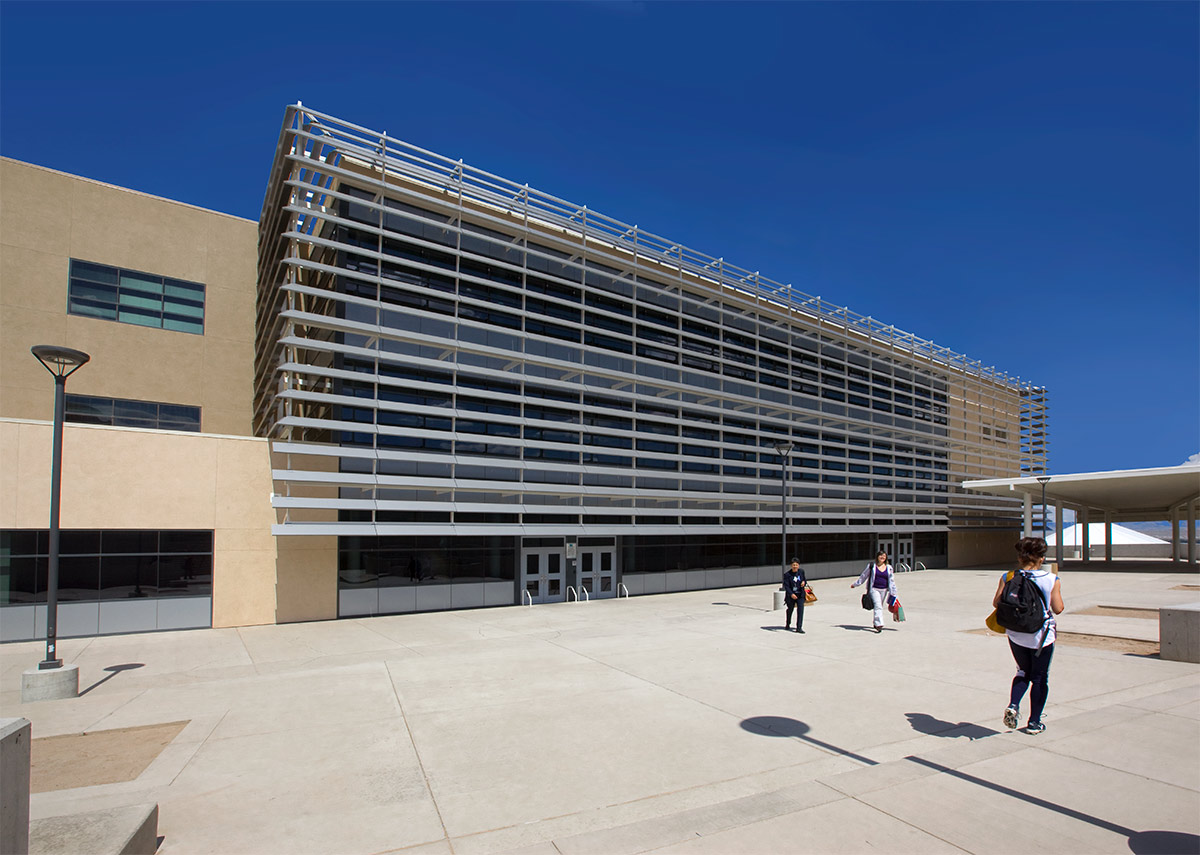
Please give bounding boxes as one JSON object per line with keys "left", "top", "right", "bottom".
{"left": 522, "top": 589, "right": 533, "bottom": 606}
{"left": 618, "top": 583, "right": 629, "bottom": 599}
{"left": 580, "top": 586, "right": 590, "bottom": 602}
{"left": 916, "top": 561, "right": 927, "bottom": 571}
{"left": 898, "top": 561, "right": 911, "bottom": 573}
{"left": 567, "top": 586, "right": 578, "bottom": 603}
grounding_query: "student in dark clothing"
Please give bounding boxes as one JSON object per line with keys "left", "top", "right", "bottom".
{"left": 782, "top": 558, "right": 808, "bottom": 634}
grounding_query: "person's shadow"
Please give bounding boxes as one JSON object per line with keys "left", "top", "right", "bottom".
{"left": 906, "top": 712, "right": 999, "bottom": 740}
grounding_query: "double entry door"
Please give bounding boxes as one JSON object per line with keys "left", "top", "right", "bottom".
{"left": 577, "top": 546, "right": 616, "bottom": 598}
{"left": 522, "top": 548, "right": 564, "bottom": 604}
{"left": 878, "top": 535, "right": 914, "bottom": 570}
{"left": 520, "top": 542, "right": 618, "bottom": 604}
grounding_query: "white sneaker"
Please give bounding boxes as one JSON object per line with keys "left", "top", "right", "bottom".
{"left": 1003, "top": 706, "right": 1019, "bottom": 729}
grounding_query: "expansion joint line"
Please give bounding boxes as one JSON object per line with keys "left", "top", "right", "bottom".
{"left": 842, "top": 791, "right": 971, "bottom": 854}
{"left": 544, "top": 636, "right": 762, "bottom": 726}
{"left": 385, "top": 660, "right": 455, "bottom": 853}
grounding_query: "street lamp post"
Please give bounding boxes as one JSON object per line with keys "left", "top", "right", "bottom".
{"left": 31, "top": 345, "right": 90, "bottom": 670}
{"left": 775, "top": 442, "right": 794, "bottom": 570}
{"left": 1035, "top": 476, "right": 1051, "bottom": 537}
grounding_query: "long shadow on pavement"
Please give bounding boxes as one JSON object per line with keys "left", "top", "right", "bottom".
{"left": 78, "top": 663, "right": 144, "bottom": 697}
{"left": 739, "top": 715, "right": 1197, "bottom": 854}
{"left": 905, "top": 756, "right": 1200, "bottom": 855}
{"left": 740, "top": 715, "right": 878, "bottom": 766}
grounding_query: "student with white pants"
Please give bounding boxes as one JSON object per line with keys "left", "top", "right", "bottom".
{"left": 851, "top": 550, "right": 897, "bottom": 633}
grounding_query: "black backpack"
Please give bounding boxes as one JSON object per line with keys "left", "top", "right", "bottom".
{"left": 995, "top": 571, "right": 1048, "bottom": 634}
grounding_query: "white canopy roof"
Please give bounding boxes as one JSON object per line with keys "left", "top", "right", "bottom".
{"left": 963, "top": 465, "right": 1200, "bottom": 521}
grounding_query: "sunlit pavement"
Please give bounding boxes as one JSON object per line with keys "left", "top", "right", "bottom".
{"left": 3, "top": 567, "right": 1198, "bottom": 854}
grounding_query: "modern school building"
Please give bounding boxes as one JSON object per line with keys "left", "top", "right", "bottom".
{"left": 0, "top": 103, "right": 1047, "bottom": 639}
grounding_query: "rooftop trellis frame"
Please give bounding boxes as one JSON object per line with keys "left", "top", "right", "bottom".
{"left": 260, "top": 104, "right": 1044, "bottom": 395}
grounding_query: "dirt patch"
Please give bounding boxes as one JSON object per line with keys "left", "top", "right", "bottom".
{"left": 1072, "top": 606, "right": 1159, "bottom": 620}
{"left": 32, "top": 720, "right": 188, "bottom": 793}
{"left": 963, "top": 628, "right": 1158, "bottom": 656}
{"left": 1170, "top": 584, "right": 1200, "bottom": 591}
{"left": 1055, "top": 632, "right": 1159, "bottom": 655}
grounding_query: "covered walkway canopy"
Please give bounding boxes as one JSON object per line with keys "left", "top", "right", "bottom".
{"left": 963, "top": 465, "right": 1200, "bottom": 566}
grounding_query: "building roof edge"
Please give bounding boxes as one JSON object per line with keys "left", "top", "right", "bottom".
{"left": 0, "top": 156, "right": 257, "bottom": 225}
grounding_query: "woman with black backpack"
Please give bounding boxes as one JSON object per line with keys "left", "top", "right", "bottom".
{"left": 993, "top": 537, "right": 1064, "bottom": 734}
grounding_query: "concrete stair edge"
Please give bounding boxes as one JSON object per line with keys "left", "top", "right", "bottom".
{"left": 29, "top": 803, "right": 158, "bottom": 855}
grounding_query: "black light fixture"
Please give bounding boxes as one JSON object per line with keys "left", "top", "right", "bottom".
{"left": 31, "top": 345, "right": 90, "bottom": 670}
{"left": 1035, "top": 475, "right": 1051, "bottom": 537}
{"left": 774, "top": 442, "right": 794, "bottom": 569}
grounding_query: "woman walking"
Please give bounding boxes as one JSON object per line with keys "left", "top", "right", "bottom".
{"left": 995, "top": 537, "right": 1063, "bottom": 734}
{"left": 851, "top": 549, "right": 897, "bottom": 633}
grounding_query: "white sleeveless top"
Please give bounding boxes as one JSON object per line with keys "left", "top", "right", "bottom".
{"left": 1003, "top": 569, "right": 1058, "bottom": 649}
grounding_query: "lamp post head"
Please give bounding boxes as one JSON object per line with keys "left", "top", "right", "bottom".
{"left": 774, "top": 441, "right": 794, "bottom": 457}
{"left": 31, "top": 345, "right": 90, "bottom": 379}
{"left": 1035, "top": 476, "right": 1051, "bottom": 485}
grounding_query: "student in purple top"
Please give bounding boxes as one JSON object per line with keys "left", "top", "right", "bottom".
{"left": 850, "top": 549, "right": 898, "bottom": 633}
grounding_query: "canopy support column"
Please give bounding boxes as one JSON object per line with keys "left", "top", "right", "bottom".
{"left": 1080, "top": 507, "right": 1090, "bottom": 563}
{"left": 1189, "top": 500, "right": 1197, "bottom": 567}
{"left": 1172, "top": 507, "right": 1181, "bottom": 563}
{"left": 1055, "top": 501, "right": 1064, "bottom": 566}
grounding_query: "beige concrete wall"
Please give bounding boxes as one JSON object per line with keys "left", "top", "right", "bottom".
{"left": 0, "top": 158, "right": 258, "bottom": 436}
{"left": 0, "top": 419, "right": 277, "bottom": 627}
{"left": 274, "top": 535, "right": 338, "bottom": 624}
{"left": 948, "top": 529, "right": 1021, "bottom": 568}
{"left": 268, "top": 447, "right": 338, "bottom": 623}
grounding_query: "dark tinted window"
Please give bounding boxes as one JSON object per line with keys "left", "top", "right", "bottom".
{"left": 66, "top": 395, "right": 200, "bottom": 432}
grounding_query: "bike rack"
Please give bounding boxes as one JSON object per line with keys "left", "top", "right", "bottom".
{"left": 898, "top": 561, "right": 911, "bottom": 573}
{"left": 522, "top": 589, "right": 533, "bottom": 607}
{"left": 580, "top": 586, "right": 590, "bottom": 602}
{"left": 566, "top": 586, "right": 578, "bottom": 603}
{"left": 618, "top": 583, "right": 629, "bottom": 599}
{"left": 916, "top": 561, "right": 927, "bottom": 571}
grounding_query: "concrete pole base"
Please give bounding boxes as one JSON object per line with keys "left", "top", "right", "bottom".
{"left": 773, "top": 590, "right": 784, "bottom": 610}
{"left": 21, "top": 664, "right": 79, "bottom": 702}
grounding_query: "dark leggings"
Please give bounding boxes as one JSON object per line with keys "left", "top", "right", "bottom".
{"left": 1008, "top": 639, "right": 1054, "bottom": 724}
{"left": 785, "top": 597, "right": 805, "bottom": 630}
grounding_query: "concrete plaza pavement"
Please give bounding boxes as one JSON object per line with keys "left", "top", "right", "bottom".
{"left": 3, "top": 567, "right": 1199, "bottom": 855}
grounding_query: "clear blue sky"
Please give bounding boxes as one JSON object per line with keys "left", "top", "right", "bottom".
{"left": 2, "top": 1, "right": 1196, "bottom": 475}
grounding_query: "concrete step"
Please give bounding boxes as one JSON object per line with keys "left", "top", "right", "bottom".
{"left": 30, "top": 803, "right": 158, "bottom": 855}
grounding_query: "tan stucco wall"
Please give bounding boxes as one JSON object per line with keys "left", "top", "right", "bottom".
{"left": 0, "top": 419, "right": 278, "bottom": 627}
{"left": 0, "top": 158, "right": 258, "bottom": 436}
{"left": 274, "top": 535, "right": 338, "bottom": 623}
{"left": 268, "top": 447, "right": 338, "bottom": 623}
{"left": 948, "top": 529, "right": 1021, "bottom": 568}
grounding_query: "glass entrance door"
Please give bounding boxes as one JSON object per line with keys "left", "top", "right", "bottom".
{"left": 578, "top": 546, "right": 617, "bottom": 599}
{"left": 896, "top": 536, "right": 914, "bottom": 570}
{"left": 877, "top": 537, "right": 895, "bottom": 566}
{"left": 522, "top": 549, "right": 565, "bottom": 604}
